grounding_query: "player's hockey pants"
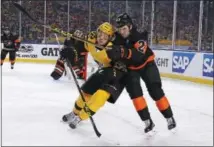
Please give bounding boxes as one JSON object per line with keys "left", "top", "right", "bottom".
{"left": 1, "top": 50, "right": 16, "bottom": 65}
{"left": 73, "top": 67, "right": 125, "bottom": 120}
{"left": 125, "top": 61, "right": 173, "bottom": 121}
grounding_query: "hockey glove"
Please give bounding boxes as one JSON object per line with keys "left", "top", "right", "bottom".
{"left": 112, "top": 61, "right": 127, "bottom": 72}
{"left": 14, "top": 42, "right": 20, "bottom": 52}
{"left": 88, "top": 31, "right": 97, "bottom": 40}
{"left": 106, "top": 45, "right": 131, "bottom": 61}
{"left": 60, "top": 47, "right": 78, "bottom": 64}
{"left": 60, "top": 48, "right": 69, "bottom": 59}
{"left": 73, "top": 30, "right": 84, "bottom": 39}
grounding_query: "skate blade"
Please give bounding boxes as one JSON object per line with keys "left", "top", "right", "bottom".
{"left": 69, "top": 123, "right": 77, "bottom": 129}
{"left": 60, "top": 116, "right": 69, "bottom": 124}
{"left": 145, "top": 130, "right": 157, "bottom": 139}
{"left": 60, "top": 119, "right": 69, "bottom": 124}
{"left": 97, "top": 135, "right": 121, "bottom": 146}
{"left": 169, "top": 127, "right": 177, "bottom": 134}
{"left": 60, "top": 119, "right": 77, "bottom": 124}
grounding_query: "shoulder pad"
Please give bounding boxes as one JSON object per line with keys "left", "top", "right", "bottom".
{"left": 131, "top": 30, "right": 144, "bottom": 42}
{"left": 112, "top": 32, "right": 126, "bottom": 45}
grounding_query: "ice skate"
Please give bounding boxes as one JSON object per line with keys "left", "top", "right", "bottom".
{"left": 11, "top": 64, "right": 14, "bottom": 69}
{"left": 69, "top": 115, "right": 81, "bottom": 129}
{"left": 167, "top": 117, "right": 176, "bottom": 130}
{"left": 144, "top": 118, "right": 155, "bottom": 133}
{"left": 62, "top": 112, "right": 77, "bottom": 123}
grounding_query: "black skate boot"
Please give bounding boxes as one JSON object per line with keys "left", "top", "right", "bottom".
{"left": 167, "top": 117, "right": 176, "bottom": 130}
{"left": 11, "top": 64, "right": 14, "bottom": 69}
{"left": 69, "top": 115, "right": 81, "bottom": 129}
{"left": 62, "top": 112, "right": 76, "bottom": 123}
{"left": 144, "top": 118, "right": 155, "bottom": 133}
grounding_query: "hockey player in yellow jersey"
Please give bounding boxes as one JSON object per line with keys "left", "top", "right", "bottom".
{"left": 62, "top": 22, "right": 127, "bottom": 128}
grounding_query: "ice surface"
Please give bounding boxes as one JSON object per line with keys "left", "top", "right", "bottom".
{"left": 1, "top": 63, "right": 213, "bottom": 146}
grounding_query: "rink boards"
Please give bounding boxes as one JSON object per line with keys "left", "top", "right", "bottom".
{"left": 154, "top": 49, "right": 213, "bottom": 85}
{"left": 1, "top": 43, "right": 213, "bottom": 85}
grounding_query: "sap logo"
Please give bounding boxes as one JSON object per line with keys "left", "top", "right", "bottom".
{"left": 203, "top": 54, "right": 213, "bottom": 77}
{"left": 172, "top": 52, "right": 195, "bottom": 73}
{"left": 204, "top": 58, "right": 213, "bottom": 73}
{"left": 41, "top": 48, "right": 59, "bottom": 56}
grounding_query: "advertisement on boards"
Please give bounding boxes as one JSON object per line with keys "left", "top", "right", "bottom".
{"left": 203, "top": 54, "right": 213, "bottom": 78}
{"left": 172, "top": 52, "right": 196, "bottom": 73}
{"left": 17, "top": 44, "right": 38, "bottom": 58}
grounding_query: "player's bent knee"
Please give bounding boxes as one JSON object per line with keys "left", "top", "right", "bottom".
{"left": 126, "top": 82, "right": 143, "bottom": 99}
{"left": 88, "top": 89, "right": 110, "bottom": 112}
{"left": 124, "top": 74, "right": 143, "bottom": 99}
{"left": 147, "top": 83, "right": 165, "bottom": 101}
{"left": 100, "top": 84, "right": 117, "bottom": 98}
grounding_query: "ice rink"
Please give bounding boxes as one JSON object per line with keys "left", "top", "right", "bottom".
{"left": 1, "top": 62, "right": 213, "bottom": 146}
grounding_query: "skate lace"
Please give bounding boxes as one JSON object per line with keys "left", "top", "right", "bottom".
{"left": 68, "top": 112, "right": 75, "bottom": 117}
{"left": 65, "top": 112, "right": 76, "bottom": 122}
{"left": 144, "top": 119, "right": 151, "bottom": 127}
{"left": 73, "top": 116, "right": 81, "bottom": 125}
{"left": 167, "top": 118, "right": 173, "bottom": 125}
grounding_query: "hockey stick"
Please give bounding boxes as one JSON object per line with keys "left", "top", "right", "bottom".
{"left": 12, "top": 2, "right": 102, "bottom": 137}
{"left": 65, "top": 58, "right": 102, "bottom": 137}
{"left": 13, "top": 2, "right": 101, "bottom": 76}
{"left": 12, "top": 2, "right": 104, "bottom": 50}
{"left": 1, "top": 48, "right": 16, "bottom": 51}
{"left": 54, "top": 33, "right": 72, "bottom": 80}
{"left": 53, "top": 21, "right": 101, "bottom": 138}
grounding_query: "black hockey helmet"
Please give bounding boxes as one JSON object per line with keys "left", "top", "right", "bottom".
{"left": 116, "top": 13, "right": 133, "bottom": 28}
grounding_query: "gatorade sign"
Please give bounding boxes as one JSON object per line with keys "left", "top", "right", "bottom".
{"left": 172, "top": 52, "right": 195, "bottom": 73}
{"left": 41, "top": 47, "right": 60, "bottom": 57}
{"left": 203, "top": 54, "right": 213, "bottom": 77}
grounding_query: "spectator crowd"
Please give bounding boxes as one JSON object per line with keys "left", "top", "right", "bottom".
{"left": 1, "top": 0, "right": 213, "bottom": 51}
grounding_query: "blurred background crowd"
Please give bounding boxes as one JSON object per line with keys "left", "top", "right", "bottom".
{"left": 1, "top": 0, "right": 213, "bottom": 51}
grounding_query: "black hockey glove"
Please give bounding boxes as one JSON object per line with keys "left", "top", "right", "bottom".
{"left": 112, "top": 61, "right": 127, "bottom": 73}
{"left": 14, "top": 42, "right": 20, "bottom": 52}
{"left": 106, "top": 45, "right": 131, "bottom": 61}
{"left": 73, "top": 30, "right": 84, "bottom": 39}
{"left": 88, "top": 31, "right": 97, "bottom": 40}
{"left": 60, "top": 48, "right": 69, "bottom": 59}
{"left": 60, "top": 47, "right": 78, "bottom": 64}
